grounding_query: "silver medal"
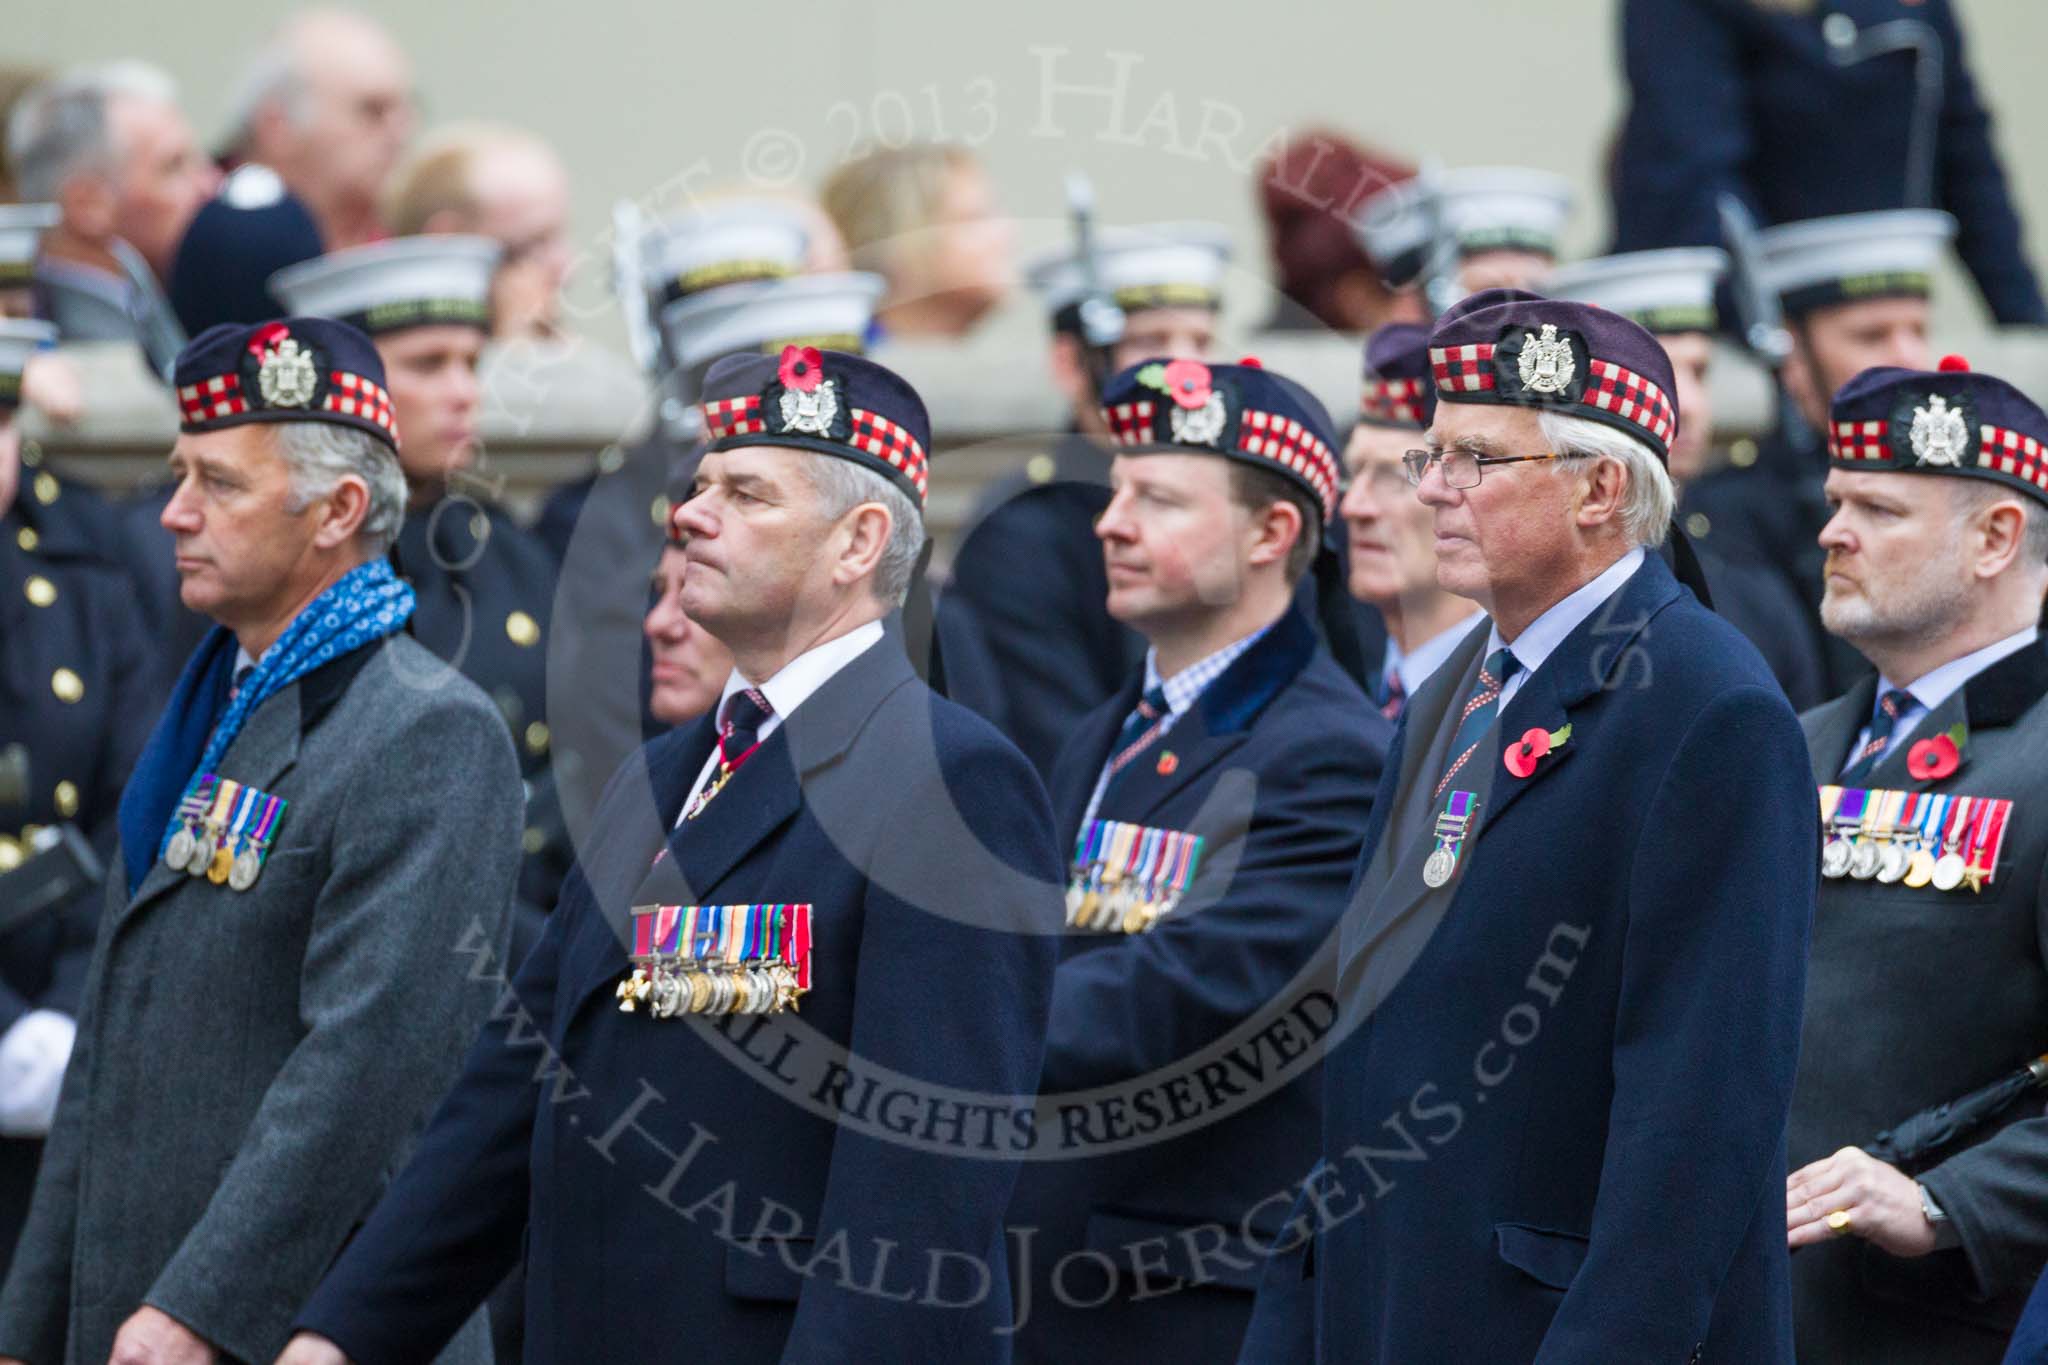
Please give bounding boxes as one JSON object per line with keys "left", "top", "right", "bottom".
{"left": 1848, "top": 840, "right": 1881, "bottom": 880}
{"left": 187, "top": 832, "right": 217, "bottom": 876}
{"left": 1932, "top": 852, "right": 1967, "bottom": 892}
{"left": 1423, "top": 845, "right": 1457, "bottom": 889}
{"left": 165, "top": 827, "right": 195, "bottom": 872}
{"left": 228, "top": 848, "right": 261, "bottom": 892}
{"left": 1875, "top": 843, "right": 1910, "bottom": 885}
{"left": 1820, "top": 838, "right": 1852, "bottom": 879}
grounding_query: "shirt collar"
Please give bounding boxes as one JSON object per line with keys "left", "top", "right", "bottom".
{"left": 716, "top": 618, "right": 885, "bottom": 725}
{"left": 1486, "top": 547, "right": 1646, "bottom": 677}
{"left": 1142, "top": 623, "right": 1275, "bottom": 718}
{"left": 1393, "top": 610, "right": 1487, "bottom": 696}
{"left": 1883, "top": 624, "right": 2040, "bottom": 716}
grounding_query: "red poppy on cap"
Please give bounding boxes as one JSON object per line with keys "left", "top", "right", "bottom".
{"left": 1161, "top": 359, "right": 1213, "bottom": 409}
{"left": 779, "top": 344, "right": 824, "bottom": 393}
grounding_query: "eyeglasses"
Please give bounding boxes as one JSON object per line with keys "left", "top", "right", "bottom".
{"left": 1401, "top": 447, "right": 1564, "bottom": 490}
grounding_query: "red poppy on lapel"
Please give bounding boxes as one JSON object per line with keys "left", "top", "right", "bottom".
{"left": 1907, "top": 728, "right": 1962, "bottom": 781}
{"left": 1505, "top": 723, "right": 1573, "bottom": 779}
{"left": 1156, "top": 751, "right": 1179, "bottom": 776}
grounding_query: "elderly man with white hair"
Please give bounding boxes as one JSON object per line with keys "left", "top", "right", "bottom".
{"left": 5, "top": 59, "right": 212, "bottom": 363}
{"left": 1240, "top": 288, "right": 1816, "bottom": 1364}
{"left": 224, "top": 9, "right": 415, "bottom": 250}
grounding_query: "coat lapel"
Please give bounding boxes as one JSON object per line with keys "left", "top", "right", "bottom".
{"left": 1100, "top": 607, "right": 1322, "bottom": 819}
{"left": 1861, "top": 638, "right": 2048, "bottom": 791}
{"left": 1806, "top": 675, "right": 1878, "bottom": 784}
{"left": 1339, "top": 554, "right": 1682, "bottom": 990}
{"left": 568, "top": 636, "right": 919, "bottom": 1013}
{"left": 116, "top": 683, "right": 304, "bottom": 929}
{"left": 1052, "top": 691, "right": 1131, "bottom": 847}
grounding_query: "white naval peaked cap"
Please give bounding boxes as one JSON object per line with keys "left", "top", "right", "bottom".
{"left": 662, "top": 271, "right": 887, "bottom": 374}
{"left": 0, "top": 204, "right": 58, "bottom": 284}
{"left": 639, "top": 200, "right": 811, "bottom": 306}
{"left": 1024, "top": 221, "right": 1233, "bottom": 317}
{"left": 1755, "top": 208, "right": 1957, "bottom": 317}
{"left": 268, "top": 235, "right": 500, "bottom": 334}
{"left": 1544, "top": 247, "right": 1729, "bottom": 335}
{"left": 1354, "top": 167, "right": 1575, "bottom": 283}
{"left": 0, "top": 318, "right": 56, "bottom": 404}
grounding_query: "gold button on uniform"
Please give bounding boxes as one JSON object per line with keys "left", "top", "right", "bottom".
{"left": 54, "top": 781, "right": 78, "bottom": 818}
{"left": 1729, "top": 438, "right": 1758, "bottom": 469}
{"left": 1685, "top": 512, "right": 1711, "bottom": 540}
{"left": 525, "top": 720, "right": 551, "bottom": 755}
{"left": 51, "top": 667, "right": 83, "bottom": 703}
{"left": 32, "top": 472, "right": 58, "bottom": 505}
{"left": 24, "top": 575, "right": 56, "bottom": 607}
{"left": 522, "top": 826, "right": 546, "bottom": 855}
{"left": 505, "top": 610, "right": 541, "bottom": 647}
{"left": 1026, "top": 454, "right": 1057, "bottom": 485}
{"left": 0, "top": 837, "right": 20, "bottom": 873}
{"left": 15, "top": 527, "right": 37, "bottom": 552}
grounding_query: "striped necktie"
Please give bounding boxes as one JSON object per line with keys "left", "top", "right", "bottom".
{"left": 1434, "top": 648, "right": 1520, "bottom": 801}
{"left": 1104, "top": 685, "right": 1171, "bottom": 782}
{"left": 1841, "top": 688, "right": 1916, "bottom": 783}
{"left": 1380, "top": 669, "right": 1407, "bottom": 722}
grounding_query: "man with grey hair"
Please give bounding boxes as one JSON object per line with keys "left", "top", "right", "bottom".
{"left": 1242, "top": 289, "right": 1814, "bottom": 1363}
{"left": 6, "top": 59, "right": 211, "bottom": 360}
{"left": 224, "top": 9, "right": 414, "bottom": 249}
{"left": 1787, "top": 357, "right": 2048, "bottom": 1363}
{"left": 0, "top": 317, "right": 516, "bottom": 1365}
{"left": 283, "top": 345, "right": 1060, "bottom": 1364}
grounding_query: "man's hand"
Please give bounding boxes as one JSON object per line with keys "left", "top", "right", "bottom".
{"left": 273, "top": 1331, "right": 351, "bottom": 1365}
{"left": 1787, "top": 1145, "right": 1938, "bottom": 1257}
{"left": 107, "top": 1306, "right": 214, "bottom": 1365}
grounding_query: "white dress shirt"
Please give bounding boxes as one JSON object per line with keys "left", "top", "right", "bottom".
{"left": 1488, "top": 547, "right": 1646, "bottom": 710}
{"left": 1842, "top": 624, "right": 2040, "bottom": 774}
{"left": 676, "top": 619, "right": 885, "bottom": 821}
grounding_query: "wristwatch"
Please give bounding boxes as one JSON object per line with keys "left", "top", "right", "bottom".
{"left": 1918, "top": 1183, "right": 1962, "bottom": 1249}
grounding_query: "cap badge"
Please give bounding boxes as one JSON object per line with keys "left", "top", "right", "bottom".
{"left": 1138, "top": 359, "right": 1227, "bottom": 448}
{"left": 1516, "top": 323, "right": 1574, "bottom": 395}
{"left": 253, "top": 329, "right": 318, "bottom": 409}
{"left": 1909, "top": 394, "right": 1971, "bottom": 467}
{"left": 774, "top": 343, "right": 840, "bottom": 436}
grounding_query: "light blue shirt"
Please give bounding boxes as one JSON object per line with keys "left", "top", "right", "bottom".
{"left": 1488, "top": 548, "right": 1647, "bottom": 710}
{"left": 1842, "top": 624, "right": 2040, "bottom": 775}
{"left": 1382, "top": 610, "right": 1487, "bottom": 701}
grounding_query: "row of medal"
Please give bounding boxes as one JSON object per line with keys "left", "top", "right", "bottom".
{"left": 617, "top": 902, "right": 813, "bottom": 1018}
{"left": 162, "top": 774, "right": 288, "bottom": 892}
{"left": 1066, "top": 819, "right": 1205, "bottom": 934}
{"left": 1818, "top": 785, "right": 2013, "bottom": 891}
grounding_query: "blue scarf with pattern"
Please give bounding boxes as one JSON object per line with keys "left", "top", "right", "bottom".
{"left": 117, "top": 558, "right": 416, "bottom": 896}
